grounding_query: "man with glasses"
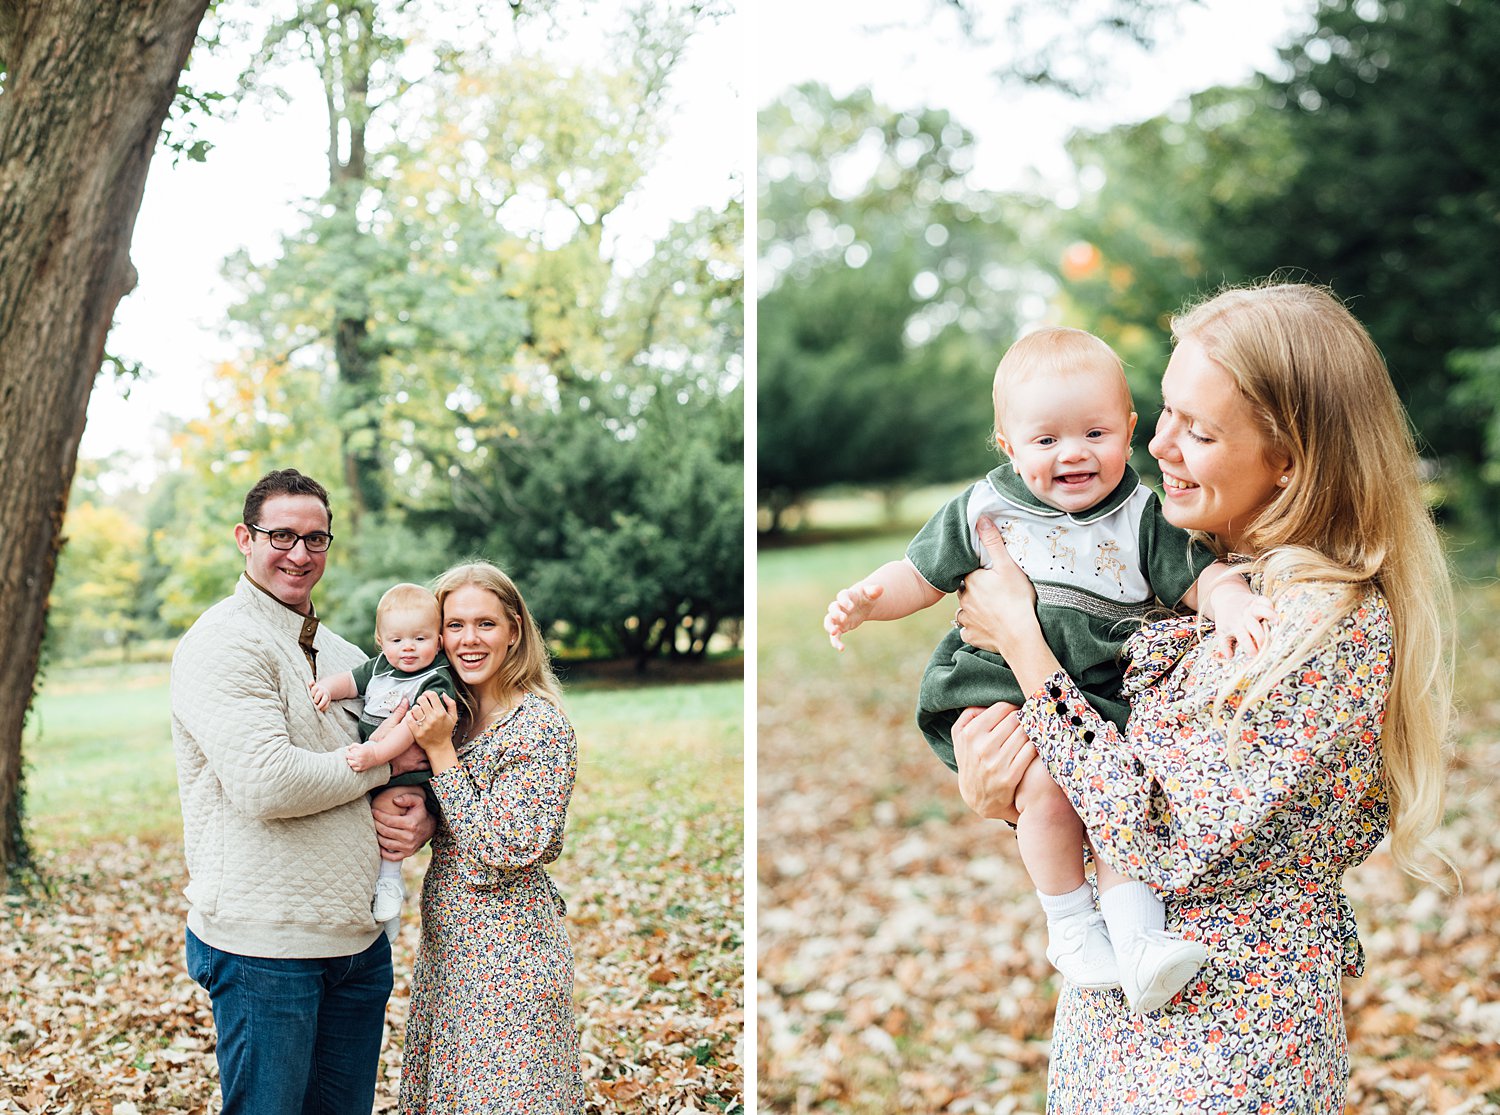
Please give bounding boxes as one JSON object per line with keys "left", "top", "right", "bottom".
{"left": 170, "top": 468, "right": 436, "bottom": 1114}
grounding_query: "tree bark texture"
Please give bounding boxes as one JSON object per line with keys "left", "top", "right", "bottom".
{"left": 0, "top": 0, "right": 209, "bottom": 879}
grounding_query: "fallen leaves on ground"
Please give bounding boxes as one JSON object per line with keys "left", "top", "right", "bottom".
{"left": 758, "top": 570, "right": 1500, "bottom": 1114}
{"left": 0, "top": 807, "right": 742, "bottom": 1114}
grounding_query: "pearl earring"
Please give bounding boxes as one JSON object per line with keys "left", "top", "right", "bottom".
{"left": 1278, "top": 475, "right": 1289, "bottom": 486}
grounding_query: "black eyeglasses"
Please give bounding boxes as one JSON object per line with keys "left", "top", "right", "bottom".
{"left": 247, "top": 524, "right": 334, "bottom": 552}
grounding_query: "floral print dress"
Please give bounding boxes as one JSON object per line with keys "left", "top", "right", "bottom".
{"left": 400, "top": 692, "right": 584, "bottom": 1114}
{"left": 1021, "top": 584, "right": 1392, "bottom": 1114}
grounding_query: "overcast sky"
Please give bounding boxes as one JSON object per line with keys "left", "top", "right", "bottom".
{"left": 755, "top": 0, "right": 1309, "bottom": 192}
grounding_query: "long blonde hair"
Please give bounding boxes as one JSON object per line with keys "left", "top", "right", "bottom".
{"left": 432, "top": 561, "right": 564, "bottom": 716}
{"left": 1171, "top": 281, "right": 1456, "bottom": 890}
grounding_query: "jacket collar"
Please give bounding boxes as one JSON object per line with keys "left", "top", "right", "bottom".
{"left": 985, "top": 461, "right": 1140, "bottom": 524}
{"left": 238, "top": 574, "right": 321, "bottom": 673}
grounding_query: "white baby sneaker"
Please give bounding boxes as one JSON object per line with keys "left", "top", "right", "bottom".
{"left": 1116, "top": 930, "right": 1208, "bottom": 1014}
{"left": 372, "top": 876, "right": 406, "bottom": 923}
{"left": 382, "top": 914, "right": 401, "bottom": 944}
{"left": 1045, "top": 909, "right": 1122, "bottom": 990}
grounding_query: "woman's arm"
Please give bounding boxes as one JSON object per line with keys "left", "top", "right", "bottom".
{"left": 351, "top": 698, "right": 430, "bottom": 773}
{"left": 404, "top": 691, "right": 461, "bottom": 775}
{"left": 1024, "top": 591, "right": 1391, "bottom": 891}
{"left": 407, "top": 693, "right": 575, "bottom": 875}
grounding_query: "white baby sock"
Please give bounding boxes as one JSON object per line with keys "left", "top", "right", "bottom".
{"left": 1037, "top": 882, "right": 1095, "bottom": 924}
{"left": 1099, "top": 880, "right": 1165, "bottom": 945}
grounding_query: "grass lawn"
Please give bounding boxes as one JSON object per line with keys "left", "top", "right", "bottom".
{"left": 23, "top": 669, "right": 180, "bottom": 847}
{"left": 9, "top": 661, "right": 745, "bottom": 1114}
{"left": 21, "top": 666, "right": 743, "bottom": 852}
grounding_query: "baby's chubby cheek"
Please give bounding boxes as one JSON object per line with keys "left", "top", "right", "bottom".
{"left": 1098, "top": 458, "right": 1129, "bottom": 490}
{"left": 1021, "top": 466, "right": 1051, "bottom": 492}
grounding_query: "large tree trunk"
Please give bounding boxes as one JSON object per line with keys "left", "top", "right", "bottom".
{"left": 0, "top": 0, "right": 210, "bottom": 882}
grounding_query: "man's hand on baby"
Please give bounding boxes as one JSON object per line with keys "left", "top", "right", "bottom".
{"left": 309, "top": 680, "right": 331, "bottom": 712}
{"left": 345, "top": 744, "right": 380, "bottom": 772}
{"left": 1211, "top": 591, "right": 1276, "bottom": 659}
{"left": 824, "top": 582, "right": 884, "bottom": 650}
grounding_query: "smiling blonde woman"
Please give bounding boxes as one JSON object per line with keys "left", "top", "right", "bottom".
{"left": 397, "top": 560, "right": 583, "bottom": 1113}
{"left": 949, "top": 282, "right": 1454, "bottom": 1114}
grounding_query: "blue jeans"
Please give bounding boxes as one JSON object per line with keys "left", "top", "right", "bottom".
{"left": 186, "top": 929, "right": 393, "bottom": 1115}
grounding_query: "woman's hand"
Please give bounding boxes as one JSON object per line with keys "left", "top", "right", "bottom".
{"left": 955, "top": 518, "right": 1063, "bottom": 694}
{"left": 952, "top": 702, "right": 1037, "bottom": 824}
{"left": 371, "top": 786, "right": 438, "bottom": 860}
{"left": 954, "top": 517, "right": 1040, "bottom": 654}
{"left": 405, "top": 692, "right": 461, "bottom": 776}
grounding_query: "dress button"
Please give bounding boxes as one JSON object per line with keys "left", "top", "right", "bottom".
{"left": 1082, "top": 731, "right": 1095, "bottom": 744}
{"left": 1049, "top": 686, "right": 1063, "bottom": 699}
{"left": 1069, "top": 715, "right": 1082, "bottom": 727}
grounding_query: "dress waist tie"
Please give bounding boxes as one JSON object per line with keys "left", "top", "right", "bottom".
{"left": 1335, "top": 888, "right": 1364, "bottom": 977}
{"left": 543, "top": 869, "right": 567, "bottom": 917}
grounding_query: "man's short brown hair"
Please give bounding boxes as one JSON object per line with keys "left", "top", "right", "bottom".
{"left": 242, "top": 469, "right": 333, "bottom": 528}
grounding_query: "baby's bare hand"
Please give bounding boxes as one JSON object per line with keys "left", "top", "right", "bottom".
{"left": 345, "top": 745, "right": 377, "bottom": 773}
{"left": 309, "top": 681, "right": 330, "bottom": 712}
{"left": 823, "top": 582, "right": 884, "bottom": 650}
{"left": 1213, "top": 594, "right": 1277, "bottom": 658}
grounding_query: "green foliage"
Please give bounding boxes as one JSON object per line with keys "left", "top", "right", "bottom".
{"left": 160, "top": 84, "right": 222, "bottom": 165}
{"left": 1453, "top": 343, "right": 1500, "bottom": 487}
{"left": 62, "top": 4, "right": 745, "bottom": 663}
{"left": 159, "top": 8, "right": 230, "bottom": 166}
{"left": 145, "top": 360, "right": 346, "bottom": 631}
{"left": 1057, "top": 81, "right": 1298, "bottom": 409}
{"left": 1050, "top": 0, "right": 1500, "bottom": 528}
{"left": 45, "top": 504, "right": 146, "bottom": 661}
{"left": 134, "top": 472, "right": 189, "bottom": 641}
{"left": 98, "top": 350, "right": 149, "bottom": 396}
{"left": 1214, "top": 0, "right": 1500, "bottom": 478}
{"left": 937, "top": 0, "right": 1205, "bottom": 96}
{"left": 757, "top": 84, "right": 1031, "bottom": 527}
{"left": 758, "top": 257, "right": 997, "bottom": 525}
{"left": 317, "top": 513, "right": 460, "bottom": 648}
{"left": 450, "top": 377, "right": 743, "bottom": 663}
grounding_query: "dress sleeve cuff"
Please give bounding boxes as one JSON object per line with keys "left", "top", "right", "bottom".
{"left": 1018, "top": 669, "right": 1104, "bottom": 764}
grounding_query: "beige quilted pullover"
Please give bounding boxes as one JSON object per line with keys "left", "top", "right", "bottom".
{"left": 172, "top": 576, "right": 393, "bottom": 958}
